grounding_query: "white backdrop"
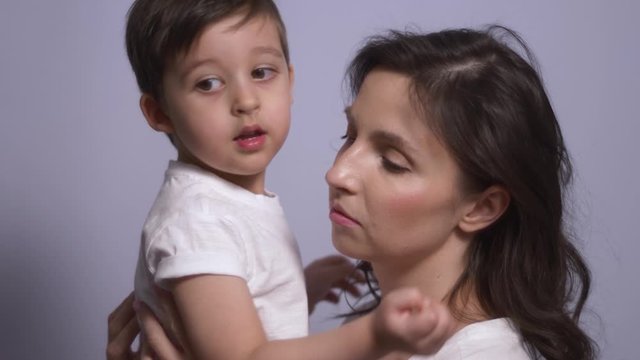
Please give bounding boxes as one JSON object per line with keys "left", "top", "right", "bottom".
{"left": 1, "top": 1, "right": 638, "bottom": 358}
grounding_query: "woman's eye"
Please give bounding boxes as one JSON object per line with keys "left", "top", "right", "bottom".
{"left": 381, "top": 156, "right": 410, "bottom": 174}
{"left": 196, "top": 78, "right": 223, "bottom": 92}
{"left": 340, "top": 133, "right": 355, "bottom": 143}
{"left": 252, "top": 67, "right": 276, "bottom": 80}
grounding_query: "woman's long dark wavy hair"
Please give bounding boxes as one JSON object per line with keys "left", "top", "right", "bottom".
{"left": 345, "top": 26, "right": 596, "bottom": 360}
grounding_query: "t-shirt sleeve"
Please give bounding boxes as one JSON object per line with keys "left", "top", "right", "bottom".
{"left": 142, "top": 208, "right": 248, "bottom": 289}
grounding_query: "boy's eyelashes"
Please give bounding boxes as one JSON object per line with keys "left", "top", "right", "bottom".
{"left": 193, "top": 66, "right": 279, "bottom": 92}
{"left": 196, "top": 77, "right": 224, "bottom": 92}
{"left": 251, "top": 66, "right": 277, "bottom": 81}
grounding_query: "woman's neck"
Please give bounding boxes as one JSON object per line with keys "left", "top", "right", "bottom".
{"left": 377, "top": 233, "right": 466, "bottom": 292}
{"left": 372, "top": 231, "right": 485, "bottom": 322}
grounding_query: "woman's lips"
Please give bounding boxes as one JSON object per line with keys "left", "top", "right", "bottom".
{"left": 329, "top": 205, "right": 361, "bottom": 227}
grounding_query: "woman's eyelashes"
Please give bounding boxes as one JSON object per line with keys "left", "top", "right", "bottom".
{"left": 381, "top": 156, "right": 410, "bottom": 173}
{"left": 339, "top": 131, "right": 410, "bottom": 174}
{"left": 340, "top": 132, "right": 355, "bottom": 145}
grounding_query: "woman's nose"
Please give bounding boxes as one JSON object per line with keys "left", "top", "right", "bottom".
{"left": 325, "top": 150, "right": 358, "bottom": 194}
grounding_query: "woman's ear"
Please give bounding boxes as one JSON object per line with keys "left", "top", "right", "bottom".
{"left": 459, "top": 185, "right": 510, "bottom": 233}
{"left": 139, "top": 94, "right": 174, "bottom": 134}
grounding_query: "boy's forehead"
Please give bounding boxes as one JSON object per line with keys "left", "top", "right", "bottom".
{"left": 167, "top": 14, "right": 285, "bottom": 75}
{"left": 185, "top": 14, "right": 281, "bottom": 56}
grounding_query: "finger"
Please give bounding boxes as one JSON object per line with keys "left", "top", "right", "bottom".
{"left": 323, "top": 291, "right": 339, "bottom": 304}
{"left": 108, "top": 292, "right": 136, "bottom": 340}
{"left": 137, "top": 301, "right": 184, "bottom": 360}
{"left": 415, "top": 302, "right": 455, "bottom": 352}
{"left": 351, "top": 268, "right": 367, "bottom": 283}
{"left": 320, "top": 254, "right": 352, "bottom": 265}
{"left": 334, "top": 279, "right": 361, "bottom": 298}
{"left": 139, "top": 335, "right": 156, "bottom": 360}
{"left": 106, "top": 316, "right": 139, "bottom": 360}
{"left": 385, "top": 288, "right": 434, "bottom": 336}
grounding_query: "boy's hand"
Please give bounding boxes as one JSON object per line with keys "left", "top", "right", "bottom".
{"left": 304, "top": 255, "right": 364, "bottom": 314}
{"left": 373, "top": 287, "right": 455, "bottom": 356}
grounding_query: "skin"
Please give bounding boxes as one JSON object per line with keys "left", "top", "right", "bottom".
{"left": 115, "top": 12, "right": 457, "bottom": 360}
{"left": 326, "top": 69, "right": 510, "bottom": 328}
{"left": 325, "top": 70, "right": 510, "bottom": 360}
{"left": 140, "top": 13, "right": 293, "bottom": 194}
{"left": 327, "top": 70, "right": 471, "bottom": 300}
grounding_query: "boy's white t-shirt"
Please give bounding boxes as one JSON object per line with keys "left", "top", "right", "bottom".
{"left": 411, "top": 318, "right": 532, "bottom": 360}
{"left": 134, "top": 160, "right": 309, "bottom": 340}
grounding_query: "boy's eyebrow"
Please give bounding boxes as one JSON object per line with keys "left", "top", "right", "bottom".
{"left": 178, "top": 46, "right": 284, "bottom": 80}
{"left": 251, "top": 46, "right": 285, "bottom": 59}
{"left": 180, "top": 59, "right": 220, "bottom": 79}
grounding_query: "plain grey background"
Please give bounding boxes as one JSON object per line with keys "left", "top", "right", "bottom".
{"left": 1, "top": 0, "right": 638, "bottom": 359}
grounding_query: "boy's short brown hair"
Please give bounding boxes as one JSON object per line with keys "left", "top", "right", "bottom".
{"left": 125, "top": 0, "right": 289, "bottom": 101}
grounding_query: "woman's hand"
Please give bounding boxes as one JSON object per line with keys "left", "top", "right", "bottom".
{"left": 136, "top": 300, "right": 187, "bottom": 360}
{"left": 106, "top": 290, "right": 189, "bottom": 360}
{"left": 304, "top": 255, "right": 364, "bottom": 314}
{"left": 106, "top": 292, "right": 140, "bottom": 360}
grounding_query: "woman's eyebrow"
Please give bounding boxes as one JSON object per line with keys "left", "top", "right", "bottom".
{"left": 370, "top": 130, "right": 416, "bottom": 155}
{"left": 345, "top": 106, "right": 417, "bottom": 154}
{"left": 344, "top": 107, "right": 354, "bottom": 122}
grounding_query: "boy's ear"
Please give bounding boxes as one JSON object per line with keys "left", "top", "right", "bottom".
{"left": 458, "top": 185, "right": 510, "bottom": 234}
{"left": 139, "top": 94, "right": 174, "bottom": 134}
{"left": 287, "top": 64, "right": 295, "bottom": 104}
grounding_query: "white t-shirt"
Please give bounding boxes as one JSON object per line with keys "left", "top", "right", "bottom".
{"left": 134, "top": 160, "right": 309, "bottom": 340}
{"left": 411, "top": 318, "right": 532, "bottom": 360}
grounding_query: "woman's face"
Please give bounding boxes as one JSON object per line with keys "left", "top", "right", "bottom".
{"left": 326, "top": 69, "right": 470, "bottom": 267}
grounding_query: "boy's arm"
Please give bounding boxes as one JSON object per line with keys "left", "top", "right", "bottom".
{"left": 172, "top": 275, "right": 453, "bottom": 360}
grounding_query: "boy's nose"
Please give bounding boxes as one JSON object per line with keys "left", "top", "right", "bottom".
{"left": 231, "top": 83, "right": 259, "bottom": 116}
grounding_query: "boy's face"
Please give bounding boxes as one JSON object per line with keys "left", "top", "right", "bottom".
{"left": 155, "top": 13, "right": 293, "bottom": 193}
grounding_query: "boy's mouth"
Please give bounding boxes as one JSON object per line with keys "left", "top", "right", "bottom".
{"left": 234, "top": 125, "right": 267, "bottom": 151}
{"left": 234, "top": 125, "right": 266, "bottom": 140}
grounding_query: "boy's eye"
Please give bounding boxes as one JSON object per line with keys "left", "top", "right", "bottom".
{"left": 196, "top": 78, "right": 223, "bottom": 92}
{"left": 252, "top": 67, "right": 276, "bottom": 80}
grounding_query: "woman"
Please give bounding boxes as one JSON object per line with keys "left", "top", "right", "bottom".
{"left": 109, "top": 26, "right": 596, "bottom": 359}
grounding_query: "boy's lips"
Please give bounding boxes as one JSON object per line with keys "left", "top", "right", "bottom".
{"left": 234, "top": 125, "right": 266, "bottom": 151}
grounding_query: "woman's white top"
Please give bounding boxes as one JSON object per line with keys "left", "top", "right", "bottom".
{"left": 411, "top": 318, "right": 532, "bottom": 359}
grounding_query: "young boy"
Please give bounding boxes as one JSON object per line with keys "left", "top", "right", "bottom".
{"left": 125, "top": 0, "right": 452, "bottom": 358}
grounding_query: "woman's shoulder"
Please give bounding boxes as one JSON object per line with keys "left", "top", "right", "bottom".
{"left": 410, "top": 318, "right": 532, "bottom": 360}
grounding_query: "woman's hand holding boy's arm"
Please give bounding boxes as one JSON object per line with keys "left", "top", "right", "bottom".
{"left": 136, "top": 300, "right": 186, "bottom": 360}
{"left": 304, "top": 255, "right": 364, "bottom": 314}
{"left": 106, "top": 292, "right": 140, "bottom": 360}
